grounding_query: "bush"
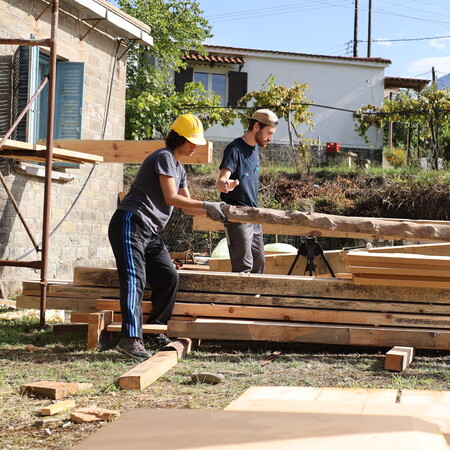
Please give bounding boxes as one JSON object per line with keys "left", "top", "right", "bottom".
{"left": 384, "top": 147, "right": 407, "bottom": 168}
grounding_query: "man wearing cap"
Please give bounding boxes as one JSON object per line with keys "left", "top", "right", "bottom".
{"left": 216, "top": 109, "right": 278, "bottom": 273}
{"left": 109, "top": 114, "right": 226, "bottom": 360}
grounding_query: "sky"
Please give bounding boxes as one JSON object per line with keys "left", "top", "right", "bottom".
{"left": 110, "top": 0, "right": 450, "bottom": 80}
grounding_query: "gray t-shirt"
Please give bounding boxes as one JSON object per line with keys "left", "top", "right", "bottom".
{"left": 118, "top": 148, "right": 187, "bottom": 233}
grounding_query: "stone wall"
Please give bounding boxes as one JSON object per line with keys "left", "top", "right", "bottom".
{"left": 0, "top": 0, "right": 127, "bottom": 296}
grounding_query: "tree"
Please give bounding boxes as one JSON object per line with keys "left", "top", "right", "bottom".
{"left": 239, "top": 76, "right": 315, "bottom": 172}
{"left": 354, "top": 84, "right": 450, "bottom": 169}
{"left": 118, "top": 0, "right": 237, "bottom": 138}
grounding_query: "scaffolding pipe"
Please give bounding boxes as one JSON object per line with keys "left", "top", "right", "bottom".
{"left": 40, "top": 0, "right": 59, "bottom": 327}
{"left": 0, "top": 77, "right": 49, "bottom": 148}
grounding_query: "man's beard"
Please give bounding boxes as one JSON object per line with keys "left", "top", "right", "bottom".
{"left": 255, "top": 131, "right": 268, "bottom": 147}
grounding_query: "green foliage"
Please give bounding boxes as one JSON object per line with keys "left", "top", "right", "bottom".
{"left": 383, "top": 147, "right": 407, "bottom": 168}
{"left": 239, "top": 76, "right": 316, "bottom": 173}
{"left": 354, "top": 85, "right": 450, "bottom": 168}
{"left": 125, "top": 81, "right": 237, "bottom": 139}
{"left": 116, "top": 1, "right": 238, "bottom": 139}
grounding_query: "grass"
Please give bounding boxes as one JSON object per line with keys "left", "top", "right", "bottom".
{"left": 1, "top": 310, "right": 450, "bottom": 449}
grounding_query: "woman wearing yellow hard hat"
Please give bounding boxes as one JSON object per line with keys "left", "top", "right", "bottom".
{"left": 108, "top": 114, "right": 225, "bottom": 360}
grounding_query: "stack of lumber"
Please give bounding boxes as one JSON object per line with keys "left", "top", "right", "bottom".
{"left": 346, "top": 251, "right": 450, "bottom": 288}
{"left": 16, "top": 262, "right": 450, "bottom": 350}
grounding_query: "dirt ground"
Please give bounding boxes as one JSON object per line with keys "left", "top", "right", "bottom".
{"left": 1, "top": 314, "right": 449, "bottom": 449}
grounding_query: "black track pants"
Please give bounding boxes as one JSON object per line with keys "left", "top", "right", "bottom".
{"left": 108, "top": 210, "right": 178, "bottom": 338}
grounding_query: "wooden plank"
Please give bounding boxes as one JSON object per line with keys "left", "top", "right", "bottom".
{"left": 167, "top": 318, "right": 450, "bottom": 349}
{"left": 353, "top": 273, "right": 450, "bottom": 289}
{"left": 348, "top": 265, "right": 450, "bottom": 277}
{"left": 22, "top": 280, "right": 149, "bottom": 300}
{"left": 107, "top": 323, "right": 168, "bottom": 334}
{"left": 16, "top": 295, "right": 97, "bottom": 311}
{"left": 346, "top": 251, "right": 450, "bottom": 268}
{"left": 48, "top": 139, "right": 212, "bottom": 164}
{"left": 2, "top": 139, "right": 103, "bottom": 164}
{"left": 73, "top": 268, "right": 450, "bottom": 304}
{"left": 167, "top": 302, "right": 450, "bottom": 330}
{"left": 68, "top": 408, "right": 449, "bottom": 450}
{"left": 40, "top": 399, "right": 76, "bottom": 416}
{"left": 176, "top": 292, "right": 450, "bottom": 314}
{"left": 385, "top": 346, "right": 415, "bottom": 372}
{"left": 118, "top": 338, "right": 193, "bottom": 390}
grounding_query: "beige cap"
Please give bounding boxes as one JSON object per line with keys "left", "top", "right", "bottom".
{"left": 243, "top": 109, "right": 278, "bottom": 127}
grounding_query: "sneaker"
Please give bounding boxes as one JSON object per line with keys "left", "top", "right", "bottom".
{"left": 116, "top": 337, "right": 152, "bottom": 360}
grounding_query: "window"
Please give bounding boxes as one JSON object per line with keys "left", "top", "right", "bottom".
{"left": 193, "top": 72, "right": 227, "bottom": 106}
{"left": 175, "top": 67, "right": 247, "bottom": 108}
{"left": 13, "top": 45, "right": 85, "bottom": 144}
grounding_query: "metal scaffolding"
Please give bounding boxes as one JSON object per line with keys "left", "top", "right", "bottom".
{"left": 0, "top": 0, "right": 60, "bottom": 327}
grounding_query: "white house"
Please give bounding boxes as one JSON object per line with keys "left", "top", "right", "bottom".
{"left": 175, "top": 45, "right": 391, "bottom": 163}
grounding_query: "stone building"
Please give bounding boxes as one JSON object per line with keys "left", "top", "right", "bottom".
{"left": 0, "top": 0, "right": 152, "bottom": 296}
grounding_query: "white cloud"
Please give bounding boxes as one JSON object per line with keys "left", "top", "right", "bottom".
{"left": 374, "top": 40, "right": 392, "bottom": 48}
{"left": 406, "top": 56, "right": 450, "bottom": 76}
{"left": 429, "top": 39, "right": 448, "bottom": 50}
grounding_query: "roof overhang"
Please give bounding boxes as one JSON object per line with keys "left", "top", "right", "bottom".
{"left": 62, "top": 0, "right": 153, "bottom": 47}
{"left": 384, "top": 76, "right": 430, "bottom": 91}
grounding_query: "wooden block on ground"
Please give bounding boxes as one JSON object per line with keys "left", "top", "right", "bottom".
{"left": 21, "top": 381, "right": 93, "bottom": 399}
{"left": 87, "top": 311, "right": 114, "bottom": 350}
{"left": 385, "top": 346, "right": 415, "bottom": 371}
{"left": 40, "top": 399, "right": 76, "bottom": 416}
{"left": 118, "top": 338, "right": 193, "bottom": 390}
{"left": 70, "top": 406, "right": 120, "bottom": 423}
{"left": 72, "top": 408, "right": 448, "bottom": 450}
{"left": 119, "top": 350, "right": 178, "bottom": 390}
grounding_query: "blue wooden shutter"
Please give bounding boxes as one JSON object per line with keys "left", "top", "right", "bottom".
{"left": 54, "top": 62, "right": 84, "bottom": 139}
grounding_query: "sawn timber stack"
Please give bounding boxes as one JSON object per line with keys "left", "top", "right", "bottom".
{"left": 16, "top": 266, "right": 450, "bottom": 350}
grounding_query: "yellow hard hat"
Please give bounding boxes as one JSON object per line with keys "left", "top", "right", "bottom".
{"left": 170, "top": 114, "right": 206, "bottom": 146}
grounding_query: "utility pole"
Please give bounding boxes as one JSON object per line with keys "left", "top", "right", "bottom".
{"left": 353, "top": 0, "right": 358, "bottom": 57}
{"left": 367, "top": 0, "right": 372, "bottom": 57}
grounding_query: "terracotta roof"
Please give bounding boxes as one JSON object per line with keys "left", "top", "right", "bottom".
{"left": 182, "top": 52, "right": 245, "bottom": 65}
{"left": 385, "top": 76, "right": 430, "bottom": 91}
{"left": 204, "top": 44, "right": 391, "bottom": 65}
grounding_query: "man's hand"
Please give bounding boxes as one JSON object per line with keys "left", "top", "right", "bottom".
{"left": 217, "top": 179, "right": 239, "bottom": 193}
{"left": 203, "top": 201, "right": 226, "bottom": 222}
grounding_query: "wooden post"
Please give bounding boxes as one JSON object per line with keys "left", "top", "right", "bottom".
{"left": 87, "top": 310, "right": 113, "bottom": 350}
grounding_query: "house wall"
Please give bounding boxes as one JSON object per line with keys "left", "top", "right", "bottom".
{"left": 0, "top": 0, "right": 126, "bottom": 296}
{"left": 204, "top": 51, "right": 388, "bottom": 163}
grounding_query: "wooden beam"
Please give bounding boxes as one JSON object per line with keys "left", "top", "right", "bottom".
{"left": 40, "top": 399, "right": 76, "bottom": 416}
{"left": 1, "top": 139, "right": 103, "bottom": 164}
{"left": 15, "top": 295, "right": 97, "bottom": 311}
{"left": 46, "top": 139, "right": 212, "bottom": 164}
{"left": 167, "top": 318, "right": 450, "bottom": 349}
{"left": 193, "top": 207, "right": 450, "bottom": 242}
{"left": 71, "top": 267, "right": 450, "bottom": 304}
{"left": 20, "top": 381, "right": 92, "bottom": 399}
{"left": 118, "top": 339, "right": 194, "bottom": 390}
{"left": 384, "top": 346, "right": 415, "bottom": 371}
{"left": 106, "top": 323, "right": 168, "bottom": 334}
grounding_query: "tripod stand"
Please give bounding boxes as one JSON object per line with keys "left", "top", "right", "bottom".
{"left": 287, "top": 236, "right": 335, "bottom": 277}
